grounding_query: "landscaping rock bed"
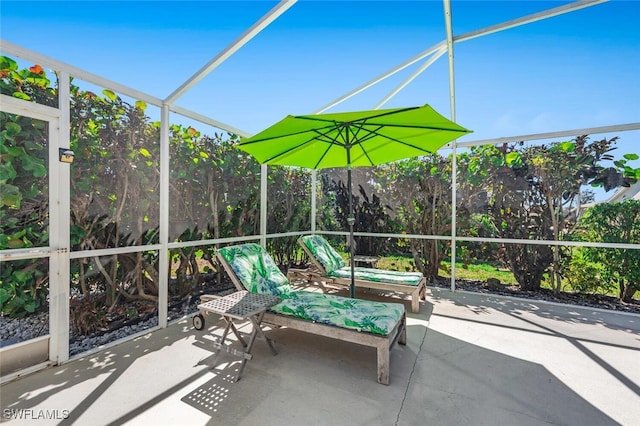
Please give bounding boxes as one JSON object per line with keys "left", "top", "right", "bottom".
{"left": 1, "top": 274, "right": 235, "bottom": 356}
{"left": 2, "top": 276, "right": 638, "bottom": 357}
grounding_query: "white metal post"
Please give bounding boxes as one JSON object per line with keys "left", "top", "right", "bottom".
{"left": 158, "top": 105, "right": 170, "bottom": 328}
{"left": 311, "top": 171, "right": 317, "bottom": 233}
{"left": 49, "top": 71, "right": 71, "bottom": 364}
{"left": 444, "top": 0, "right": 458, "bottom": 292}
{"left": 260, "top": 164, "right": 268, "bottom": 247}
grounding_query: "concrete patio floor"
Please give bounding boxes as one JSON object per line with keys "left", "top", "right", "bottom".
{"left": 1, "top": 287, "right": 639, "bottom": 426}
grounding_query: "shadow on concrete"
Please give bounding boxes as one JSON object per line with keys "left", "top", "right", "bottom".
{"left": 0, "top": 291, "right": 628, "bottom": 425}
{"left": 401, "top": 328, "right": 620, "bottom": 425}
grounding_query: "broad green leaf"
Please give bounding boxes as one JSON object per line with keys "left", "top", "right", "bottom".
{"left": 0, "top": 55, "right": 18, "bottom": 71}
{"left": 23, "top": 300, "right": 37, "bottom": 313}
{"left": 505, "top": 152, "right": 521, "bottom": 167}
{"left": 21, "top": 155, "right": 47, "bottom": 177}
{"left": 135, "top": 100, "right": 147, "bottom": 111}
{"left": 623, "top": 153, "right": 639, "bottom": 161}
{"left": 0, "top": 183, "right": 21, "bottom": 207}
{"left": 12, "top": 92, "right": 30, "bottom": 101}
{"left": 4, "top": 121, "right": 21, "bottom": 136}
{"left": 0, "top": 287, "right": 10, "bottom": 305}
{"left": 0, "top": 162, "right": 17, "bottom": 181}
{"left": 102, "top": 89, "right": 117, "bottom": 101}
{"left": 139, "top": 148, "right": 151, "bottom": 157}
{"left": 7, "top": 238, "right": 26, "bottom": 249}
{"left": 554, "top": 141, "right": 575, "bottom": 152}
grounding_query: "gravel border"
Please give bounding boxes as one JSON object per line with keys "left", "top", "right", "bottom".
{"left": 2, "top": 278, "right": 637, "bottom": 356}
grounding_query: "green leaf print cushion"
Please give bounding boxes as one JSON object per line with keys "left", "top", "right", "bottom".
{"left": 219, "top": 243, "right": 405, "bottom": 336}
{"left": 218, "top": 244, "right": 292, "bottom": 296}
{"left": 330, "top": 267, "right": 423, "bottom": 286}
{"left": 270, "top": 291, "right": 404, "bottom": 336}
{"left": 299, "top": 235, "right": 345, "bottom": 274}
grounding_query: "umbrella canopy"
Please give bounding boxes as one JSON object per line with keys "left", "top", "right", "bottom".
{"left": 238, "top": 104, "right": 472, "bottom": 298}
{"left": 239, "top": 105, "right": 471, "bottom": 169}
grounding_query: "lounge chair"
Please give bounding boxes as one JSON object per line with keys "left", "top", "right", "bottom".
{"left": 215, "top": 243, "right": 406, "bottom": 385}
{"left": 288, "top": 235, "right": 426, "bottom": 313}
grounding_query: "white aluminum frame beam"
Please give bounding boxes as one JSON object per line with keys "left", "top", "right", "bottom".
{"left": 158, "top": 104, "right": 170, "bottom": 328}
{"left": 164, "top": 0, "right": 297, "bottom": 104}
{"left": 314, "top": 41, "right": 446, "bottom": 114}
{"left": 1, "top": 40, "right": 162, "bottom": 106}
{"left": 0, "top": 91, "right": 69, "bottom": 365}
{"left": 443, "top": 0, "right": 458, "bottom": 291}
{"left": 0, "top": 93, "right": 59, "bottom": 121}
{"left": 49, "top": 71, "right": 71, "bottom": 364}
{"left": 454, "top": 0, "right": 609, "bottom": 44}
{"left": 0, "top": 40, "right": 249, "bottom": 137}
{"left": 374, "top": 47, "right": 447, "bottom": 110}
{"left": 318, "top": 0, "right": 608, "bottom": 115}
{"left": 452, "top": 122, "right": 640, "bottom": 149}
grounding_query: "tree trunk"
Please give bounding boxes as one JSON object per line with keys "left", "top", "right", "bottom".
{"left": 621, "top": 281, "right": 636, "bottom": 303}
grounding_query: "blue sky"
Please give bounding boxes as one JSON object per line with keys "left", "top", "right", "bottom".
{"left": 1, "top": 1, "right": 638, "bottom": 148}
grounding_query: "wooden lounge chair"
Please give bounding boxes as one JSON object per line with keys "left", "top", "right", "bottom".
{"left": 288, "top": 235, "right": 426, "bottom": 313}
{"left": 215, "top": 243, "right": 407, "bottom": 385}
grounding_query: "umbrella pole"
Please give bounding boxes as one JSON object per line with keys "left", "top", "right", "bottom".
{"left": 346, "top": 146, "right": 355, "bottom": 299}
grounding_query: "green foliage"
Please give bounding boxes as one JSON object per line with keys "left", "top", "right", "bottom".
{"left": 1, "top": 86, "right": 51, "bottom": 315}
{"left": 561, "top": 248, "right": 612, "bottom": 295}
{"left": 322, "top": 175, "right": 400, "bottom": 257}
{"left": 0, "top": 57, "right": 57, "bottom": 106}
{"left": 267, "top": 167, "right": 312, "bottom": 264}
{"left": 458, "top": 137, "right": 637, "bottom": 292}
{"left": 382, "top": 154, "right": 453, "bottom": 279}
{"left": 1, "top": 57, "right": 261, "bottom": 317}
{"left": 575, "top": 200, "right": 640, "bottom": 301}
{"left": 169, "top": 130, "right": 260, "bottom": 241}
{"left": 0, "top": 259, "right": 48, "bottom": 317}
{"left": 2, "top": 55, "right": 638, "bottom": 321}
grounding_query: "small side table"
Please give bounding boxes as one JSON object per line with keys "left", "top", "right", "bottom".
{"left": 197, "top": 291, "right": 281, "bottom": 381}
{"left": 353, "top": 255, "right": 379, "bottom": 268}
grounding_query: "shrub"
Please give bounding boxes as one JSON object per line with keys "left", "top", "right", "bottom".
{"left": 576, "top": 200, "right": 640, "bottom": 302}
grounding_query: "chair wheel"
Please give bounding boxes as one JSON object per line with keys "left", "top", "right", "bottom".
{"left": 193, "top": 314, "right": 205, "bottom": 330}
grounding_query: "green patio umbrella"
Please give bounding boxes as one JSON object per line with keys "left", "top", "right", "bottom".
{"left": 238, "top": 104, "right": 472, "bottom": 298}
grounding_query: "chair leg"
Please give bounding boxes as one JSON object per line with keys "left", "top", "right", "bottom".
{"left": 411, "top": 290, "right": 419, "bottom": 313}
{"left": 377, "top": 345, "right": 390, "bottom": 385}
{"left": 399, "top": 314, "right": 407, "bottom": 345}
{"left": 420, "top": 283, "right": 427, "bottom": 300}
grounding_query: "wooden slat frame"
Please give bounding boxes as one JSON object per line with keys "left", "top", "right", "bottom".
{"left": 290, "top": 237, "right": 426, "bottom": 313}
{"left": 215, "top": 249, "right": 407, "bottom": 385}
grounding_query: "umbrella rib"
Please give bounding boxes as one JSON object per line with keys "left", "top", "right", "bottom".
{"left": 364, "top": 127, "right": 451, "bottom": 154}
{"left": 309, "top": 126, "right": 349, "bottom": 168}
{"left": 373, "top": 123, "right": 468, "bottom": 131}
{"left": 240, "top": 123, "right": 340, "bottom": 145}
{"left": 312, "top": 137, "right": 335, "bottom": 169}
{"left": 293, "top": 106, "right": 421, "bottom": 124}
{"left": 347, "top": 121, "right": 378, "bottom": 165}
{"left": 261, "top": 127, "right": 344, "bottom": 165}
